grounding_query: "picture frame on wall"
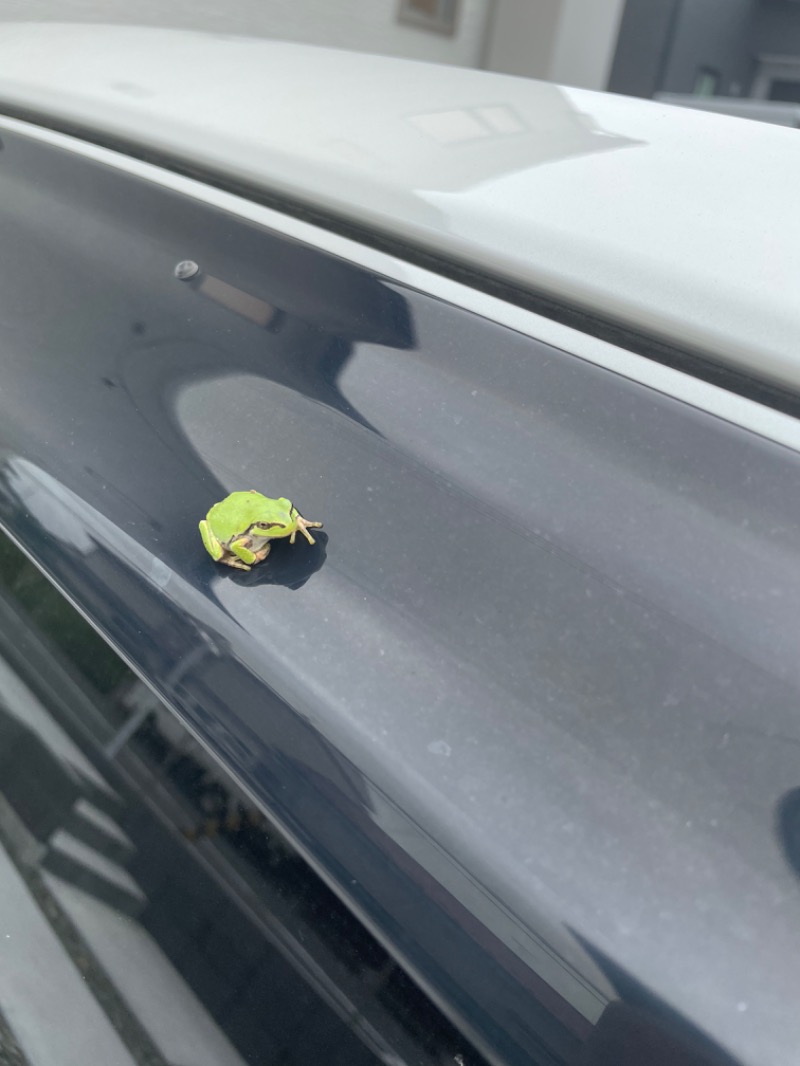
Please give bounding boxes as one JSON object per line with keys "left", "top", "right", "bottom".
{"left": 397, "top": 0, "right": 460, "bottom": 36}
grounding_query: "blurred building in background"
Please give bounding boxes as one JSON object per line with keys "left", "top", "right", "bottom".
{"left": 220, "top": 0, "right": 800, "bottom": 101}
{"left": 608, "top": 0, "right": 800, "bottom": 101}
{"left": 6, "top": 0, "right": 800, "bottom": 102}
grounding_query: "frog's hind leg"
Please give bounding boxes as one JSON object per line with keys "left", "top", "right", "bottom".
{"left": 229, "top": 535, "right": 268, "bottom": 568}
{"left": 201, "top": 522, "right": 252, "bottom": 570}
{"left": 199, "top": 520, "right": 225, "bottom": 562}
{"left": 251, "top": 542, "right": 272, "bottom": 565}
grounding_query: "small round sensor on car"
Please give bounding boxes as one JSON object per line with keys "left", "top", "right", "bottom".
{"left": 174, "top": 259, "right": 199, "bottom": 280}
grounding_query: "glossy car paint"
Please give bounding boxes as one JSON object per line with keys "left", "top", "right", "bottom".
{"left": 1, "top": 24, "right": 800, "bottom": 400}
{"left": 656, "top": 92, "right": 800, "bottom": 127}
{"left": 2, "top": 122, "right": 800, "bottom": 1066}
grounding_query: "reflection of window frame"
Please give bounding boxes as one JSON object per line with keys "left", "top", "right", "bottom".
{"left": 409, "top": 103, "right": 527, "bottom": 144}
{"left": 752, "top": 53, "right": 800, "bottom": 101}
{"left": 397, "top": 0, "right": 460, "bottom": 36}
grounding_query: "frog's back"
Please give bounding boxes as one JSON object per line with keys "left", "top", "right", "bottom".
{"left": 207, "top": 491, "right": 269, "bottom": 543}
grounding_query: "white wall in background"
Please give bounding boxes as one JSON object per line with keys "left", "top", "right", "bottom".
{"left": 241, "top": 0, "right": 492, "bottom": 66}
{"left": 0, "top": 0, "right": 625, "bottom": 87}
{"left": 482, "top": 0, "right": 563, "bottom": 80}
{"left": 550, "top": 0, "right": 627, "bottom": 89}
{"left": 0, "top": 0, "right": 492, "bottom": 67}
{"left": 483, "top": 0, "right": 626, "bottom": 89}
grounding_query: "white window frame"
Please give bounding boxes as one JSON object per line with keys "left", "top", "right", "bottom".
{"left": 752, "top": 53, "right": 800, "bottom": 100}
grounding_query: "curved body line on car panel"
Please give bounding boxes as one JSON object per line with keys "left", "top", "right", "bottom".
{"left": 0, "top": 123, "right": 799, "bottom": 1066}
{"left": 1, "top": 24, "right": 800, "bottom": 401}
{"left": 1, "top": 113, "right": 799, "bottom": 464}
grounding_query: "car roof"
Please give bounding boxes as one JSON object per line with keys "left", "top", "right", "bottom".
{"left": 1, "top": 22, "right": 799, "bottom": 395}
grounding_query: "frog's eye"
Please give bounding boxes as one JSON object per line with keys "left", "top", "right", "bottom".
{"left": 257, "top": 521, "right": 284, "bottom": 530}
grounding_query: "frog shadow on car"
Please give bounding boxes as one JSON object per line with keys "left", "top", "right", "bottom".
{"left": 223, "top": 530, "right": 328, "bottom": 590}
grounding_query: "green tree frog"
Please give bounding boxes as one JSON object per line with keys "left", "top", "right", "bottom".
{"left": 199, "top": 491, "right": 322, "bottom": 571}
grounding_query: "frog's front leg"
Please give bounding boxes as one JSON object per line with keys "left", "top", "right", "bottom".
{"left": 289, "top": 517, "right": 323, "bottom": 545}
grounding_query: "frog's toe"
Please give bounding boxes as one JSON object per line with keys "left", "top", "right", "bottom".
{"left": 221, "top": 555, "right": 251, "bottom": 571}
{"left": 296, "top": 517, "right": 323, "bottom": 545}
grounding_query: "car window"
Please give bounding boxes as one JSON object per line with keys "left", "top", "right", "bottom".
{"left": 0, "top": 529, "right": 487, "bottom": 1066}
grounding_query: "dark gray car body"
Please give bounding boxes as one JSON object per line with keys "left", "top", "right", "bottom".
{"left": 1, "top": 37, "right": 800, "bottom": 1066}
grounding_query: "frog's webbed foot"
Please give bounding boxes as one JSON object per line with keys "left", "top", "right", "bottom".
{"left": 290, "top": 516, "right": 323, "bottom": 545}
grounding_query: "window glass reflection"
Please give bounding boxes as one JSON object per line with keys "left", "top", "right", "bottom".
{"left": 0, "top": 532, "right": 486, "bottom": 1066}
